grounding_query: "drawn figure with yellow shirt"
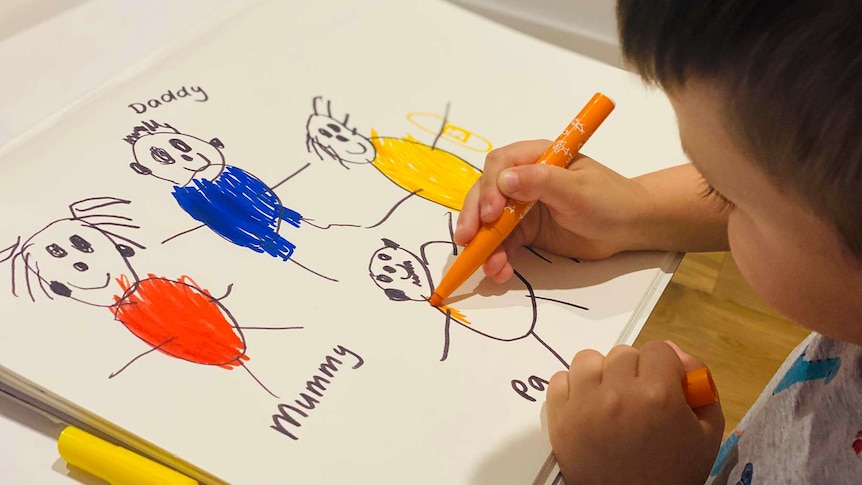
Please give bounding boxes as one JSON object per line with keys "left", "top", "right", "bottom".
{"left": 304, "top": 96, "right": 488, "bottom": 214}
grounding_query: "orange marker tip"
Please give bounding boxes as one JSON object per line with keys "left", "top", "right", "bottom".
{"left": 428, "top": 294, "right": 443, "bottom": 307}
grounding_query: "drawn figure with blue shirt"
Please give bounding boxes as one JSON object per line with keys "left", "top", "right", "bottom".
{"left": 124, "top": 120, "right": 335, "bottom": 281}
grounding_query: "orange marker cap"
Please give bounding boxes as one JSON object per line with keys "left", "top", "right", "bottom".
{"left": 683, "top": 367, "right": 718, "bottom": 409}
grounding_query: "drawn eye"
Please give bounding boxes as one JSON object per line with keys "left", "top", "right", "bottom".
{"left": 382, "top": 265, "right": 396, "bottom": 274}
{"left": 375, "top": 274, "right": 393, "bottom": 284}
{"left": 45, "top": 243, "right": 67, "bottom": 258}
{"left": 318, "top": 128, "right": 332, "bottom": 138}
{"left": 69, "top": 235, "right": 93, "bottom": 253}
{"left": 169, "top": 138, "right": 192, "bottom": 152}
{"left": 327, "top": 123, "right": 342, "bottom": 133}
{"left": 73, "top": 262, "right": 89, "bottom": 272}
{"left": 116, "top": 244, "right": 135, "bottom": 257}
{"left": 377, "top": 253, "right": 392, "bottom": 261}
{"left": 150, "top": 146, "right": 175, "bottom": 164}
{"left": 335, "top": 135, "right": 349, "bottom": 142}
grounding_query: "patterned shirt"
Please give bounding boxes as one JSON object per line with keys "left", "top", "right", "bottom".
{"left": 707, "top": 333, "right": 862, "bottom": 484}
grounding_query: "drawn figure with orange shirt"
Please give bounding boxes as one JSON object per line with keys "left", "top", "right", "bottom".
{"left": 366, "top": 213, "right": 587, "bottom": 367}
{"left": 304, "top": 96, "right": 484, "bottom": 225}
{"left": 0, "top": 197, "right": 300, "bottom": 398}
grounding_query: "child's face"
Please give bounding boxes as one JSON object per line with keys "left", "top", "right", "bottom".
{"left": 133, "top": 133, "right": 225, "bottom": 185}
{"left": 668, "top": 81, "right": 862, "bottom": 345}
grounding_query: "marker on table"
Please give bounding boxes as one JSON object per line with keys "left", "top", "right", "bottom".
{"left": 58, "top": 426, "right": 197, "bottom": 485}
{"left": 428, "top": 92, "right": 616, "bottom": 307}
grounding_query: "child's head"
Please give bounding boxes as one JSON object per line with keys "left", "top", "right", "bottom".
{"left": 125, "top": 121, "right": 226, "bottom": 186}
{"left": 616, "top": 0, "right": 862, "bottom": 343}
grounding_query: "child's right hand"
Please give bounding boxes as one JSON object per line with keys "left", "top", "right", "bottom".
{"left": 454, "top": 140, "right": 653, "bottom": 283}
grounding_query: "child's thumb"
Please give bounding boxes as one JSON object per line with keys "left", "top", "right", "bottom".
{"left": 664, "top": 340, "right": 704, "bottom": 372}
{"left": 665, "top": 340, "right": 725, "bottom": 435}
{"left": 497, "top": 165, "right": 575, "bottom": 208}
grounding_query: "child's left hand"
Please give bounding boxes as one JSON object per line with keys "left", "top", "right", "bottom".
{"left": 546, "top": 341, "right": 725, "bottom": 484}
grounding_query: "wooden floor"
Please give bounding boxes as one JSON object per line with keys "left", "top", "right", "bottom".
{"left": 633, "top": 252, "right": 810, "bottom": 438}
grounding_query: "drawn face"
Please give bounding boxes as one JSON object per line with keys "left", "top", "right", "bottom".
{"left": 132, "top": 133, "right": 225, "bottom": 185}
{"left": 369, "top": 240, "right": 432, "bottom": 302}
{"left": 22, "top": 220, "right": 136, "bottom": 305}
{"left": 307, "top": 114, "right": 375, "bottom": 166}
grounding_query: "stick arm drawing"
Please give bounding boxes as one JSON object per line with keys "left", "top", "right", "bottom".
{"left": 123, "top": 120, "right": 337, "bottom": 282}
{"left": 2, "top": 196, "right": 304, "bottom": 398}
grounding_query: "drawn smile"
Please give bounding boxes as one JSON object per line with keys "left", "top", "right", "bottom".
{"left": 345, "top": 144, "right": 368, "bottom": 155}
{"left": 397, "top": 261, "right": 422, "bottom": 287}
{"left": 183, "top": 152, "right": 214, "bottom": 172}
{"left": 68, "top": 272, "right": 111, "bottom": 291}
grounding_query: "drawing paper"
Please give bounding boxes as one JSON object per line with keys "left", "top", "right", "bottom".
{"left": 0, "top": 0, "right": 685, "bottom": 482}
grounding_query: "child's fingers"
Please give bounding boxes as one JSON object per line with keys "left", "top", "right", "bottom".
{"left": 454, "top": 183, "right": 481, "bottom": 245}
{"left": 694, "top": 396, "right": 725, "bottom": 440}
{"left": 662, "top": 340, "right": 726, "bottom": 432}
{"left": 498, "top": 164, "right": 585, "bottom": 212}
{"left": 479, "top": 140, "right": 551, "bottom": 223}
{"left": 636, "top": 341, "right": 687, "bottom": 389}
{"left": 547, "top": 370, "right": 570, "bottom": 407}
{"left": 602, "top": 344, "right": 640, "bottom": 383}
{"left": 484, "top": 139, "right": 553, "bottom": 172}
{"left": 482, "top": 249, "right": 514, "bottom": 283}
{"left": 663, "top": 340, "right": 704, "bottom": 372}
{"left": 568, "top": 348, "right": 604, "bottom": 390}
{"left": 639, "top": 341, "right": 724, "bottom": 435}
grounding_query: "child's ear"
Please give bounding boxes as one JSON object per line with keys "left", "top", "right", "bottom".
{"left": 209, "top": 138, "right": 224, "bottom": 149}
{"left": 129, "top": 162, "right": 152, "bottom": 175}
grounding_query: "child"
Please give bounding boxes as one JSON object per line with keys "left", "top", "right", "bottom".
{"left": 455, "top": 0, "right": 862, "bottom": 482}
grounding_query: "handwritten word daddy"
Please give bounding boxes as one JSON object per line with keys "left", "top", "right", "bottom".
{"left": 128, "top": 85, "right": 209, "bottom": 114}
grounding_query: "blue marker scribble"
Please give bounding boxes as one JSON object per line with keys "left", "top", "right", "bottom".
{"left": 172, "top": 165, "right": 301, "bottom": 260}
{"left": 773, "top": 348, "right": 841, "bottom": 395}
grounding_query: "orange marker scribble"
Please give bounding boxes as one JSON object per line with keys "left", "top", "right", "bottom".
{"left": 436, "top": 303, "right": 470, "bottom": 325}
{"left": 112, "top": 274, "right": 247, "bottom": 369}
{"left": 370, "top": 129, "right": 481, "bottom": 211}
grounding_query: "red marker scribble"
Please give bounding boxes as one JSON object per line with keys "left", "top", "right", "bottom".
{"left": 112, "top": 274, "right": 247, "bottom": 368}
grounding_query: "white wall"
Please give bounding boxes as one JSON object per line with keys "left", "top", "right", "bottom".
{"left": 449, "top": 0, "right": 623, "bottom": 68}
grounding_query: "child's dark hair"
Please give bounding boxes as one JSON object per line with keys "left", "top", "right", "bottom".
{"left": 617, "top": 0, "right": 862, "bottom": 256}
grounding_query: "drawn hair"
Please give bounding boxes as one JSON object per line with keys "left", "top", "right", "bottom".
{"left": 617, "top": 0, "right": 862, "bottom": 256}
{"left": 122, "top": 120, "right": 179, "bottom": 145}
{"left": 2, "top": 197, "right": 145, "bottom": 302}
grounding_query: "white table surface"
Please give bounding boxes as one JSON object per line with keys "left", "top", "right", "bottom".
{"left": 0, "top": 1, "right": 619, "bottom": 482}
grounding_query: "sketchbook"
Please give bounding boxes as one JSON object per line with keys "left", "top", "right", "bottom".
{"left": 0, "top": 0, "right": 685, "bottom": 483}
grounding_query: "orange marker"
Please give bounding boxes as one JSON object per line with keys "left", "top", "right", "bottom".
{"left": 428, "top": 92, "right": 616, "bottom": 307}
{"left": 684, "top": 367, "right": 719, "bottom": 408}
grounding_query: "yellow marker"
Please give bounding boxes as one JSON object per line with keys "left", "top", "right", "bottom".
{"left": 58, "top": 426, "right": 197, "bottom": 485}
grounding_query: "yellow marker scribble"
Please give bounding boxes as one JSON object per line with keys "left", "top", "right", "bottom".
{"left": 370, "top": 129, "right": 481, "bottom": 211}
{"left": 406, "top": 112, "right": 493, "bottom": 153}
